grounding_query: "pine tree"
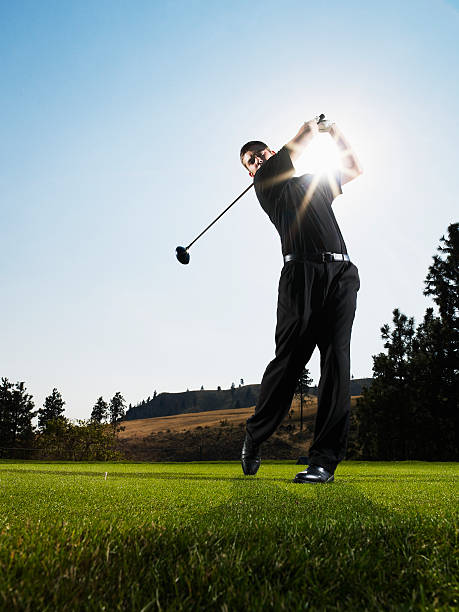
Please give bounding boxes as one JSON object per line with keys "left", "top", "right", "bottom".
{"left": 38, "top": 388, "right": 65, "bottom": 432}
{"left": 424, "top": 223, "right": 458, "bottom": 325}
{"left": 91, "top": 397, "right": 108, "bottom": 423}
{"left": 356, "top": 223, "right": 458, "bottom": 460}
{"left": 295, "top": 367, "right": 313, "bottom": 432}
{"left": 295, "top": 368, "right": 313, "bottom": 395}
{"left": 357, "top": 309, "right": 415, "bottom": 459}
{"left": 0, "top": 378, "right": 36, "bottom": 448}
{"left": 109, "top": 392, "right": 126, "bottom": 427}
{"left": 409, "top": 308, "right": 445, "bottom": 458}
{"left": 418, "top": 222, "right": 459, "bottom": 456}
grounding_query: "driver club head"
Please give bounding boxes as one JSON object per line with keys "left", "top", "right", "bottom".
{"left": 175, "top": 246, "right": 190, "bottom": 265}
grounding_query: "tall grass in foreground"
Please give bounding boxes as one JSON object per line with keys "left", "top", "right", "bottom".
{"left": 0, "top": 461, "right": 457, "bottom": 611}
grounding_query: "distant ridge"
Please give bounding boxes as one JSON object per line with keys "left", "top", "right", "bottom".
{"left": 124, "top": 385, "right": 260, "bottom": 421}
{"left": 124, "top": 378, "right": 372, "bottom": 421}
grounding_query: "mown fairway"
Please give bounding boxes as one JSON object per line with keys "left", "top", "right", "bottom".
{"left": 1, "top": 461, "right": 458, "bottom": 611}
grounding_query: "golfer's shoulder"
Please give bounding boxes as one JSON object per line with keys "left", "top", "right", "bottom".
{"left": 255, "top": 147, "right": 294, "bottom": 189}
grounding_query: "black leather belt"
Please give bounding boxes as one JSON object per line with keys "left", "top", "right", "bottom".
{"left": 284, "top": 252, "right": 350, "bottom": 263}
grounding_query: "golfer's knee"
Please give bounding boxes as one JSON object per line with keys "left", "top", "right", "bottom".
{"left": 274, "top": 319, "right": 303, "bottom": 355}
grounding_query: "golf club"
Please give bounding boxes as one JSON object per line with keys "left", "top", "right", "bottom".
{"left": 175, "top": 114, "right": 326, "bottom": 265}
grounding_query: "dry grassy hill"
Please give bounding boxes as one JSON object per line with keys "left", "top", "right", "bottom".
{"left": 117, "top": 396, "right": 361, "bottom": 461}
{"left": 119, "top": 396, "right": 321, "bottom": 439}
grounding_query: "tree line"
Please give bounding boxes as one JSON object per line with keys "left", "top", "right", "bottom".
{"left": 132, "top": 380, "right": 246, "bottom": 409}
{"left": 354, "top": 223, "right": 458, "bottom": 460}
{"left": 0, "top": 382, "right": 127, "bottom": 460}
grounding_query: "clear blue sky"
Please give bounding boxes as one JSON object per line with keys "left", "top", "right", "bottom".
{"left": 2, "top": 0, "right": 458, "bottom": 420}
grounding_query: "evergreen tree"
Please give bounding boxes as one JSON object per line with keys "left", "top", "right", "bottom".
{"left": 109, "top": 392, "right": 126, "bottom": 427}
{"left": 357, "top": 309, "right": 415, "bottom": 459}
{"left": 0, "top": 378, "right": 36, "bottom": 448}
{"left": 424, "top": 222, "right": 458, "bottom": 325}
{"left": 295, "top": 367, "right": 313, "bottom": 432}
{"left": 295, "top": 368, "right": 313, "bottom": 396}
{"left": 38, "top": 388, "right": 65, "bottom": 432}
{"left": 91, "top": 397, "right": 108, "bottom": 423}
{"left": 409, "top": 308, "right": 446, "bottom": 458}
{"left": 356, "top": 223, "right": 458, "bottom": 460}
{"left": 230, "top": 382, "right": 235, "bottom": 404}
{"left": 417, "top": 222, "right": 459, "bottom": 456}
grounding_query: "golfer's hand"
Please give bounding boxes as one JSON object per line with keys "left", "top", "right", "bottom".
{"left": 303, "top": 118, "right": 319, "bottom": 137}
{"left": 318, "top": 119, "right": 335, "bottom": 133}
{"left": 287, "top": 119, "right": 319, "bottom": 163}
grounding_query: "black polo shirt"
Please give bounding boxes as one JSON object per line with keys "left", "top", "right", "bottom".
{"left": 253, "top": 146, "right": 347, "bottom": 256}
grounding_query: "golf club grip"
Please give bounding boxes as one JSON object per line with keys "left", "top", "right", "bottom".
{"left": 186, "top": 182, "right": 254, "bottom": 250}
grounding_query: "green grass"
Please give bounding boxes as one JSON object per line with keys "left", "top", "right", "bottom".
{"left": 0, "top": 460, "right": 458, "bottom": 611}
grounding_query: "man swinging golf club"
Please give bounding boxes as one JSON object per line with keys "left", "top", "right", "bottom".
{"left": 240, "top": 116, "right": 362, "bottom": 483}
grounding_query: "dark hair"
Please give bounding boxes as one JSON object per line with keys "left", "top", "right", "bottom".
{"left": 240, "top": 140, "right": 268, "bottom": 162}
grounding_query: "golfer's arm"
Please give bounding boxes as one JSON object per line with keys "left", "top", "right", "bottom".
{"left": 330, "top": 125, "right": 363, "bottom": 185}
{"left": 285, "top": 121, "right": 317, "bottom": 163}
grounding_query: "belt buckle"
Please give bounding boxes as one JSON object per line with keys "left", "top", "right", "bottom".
{"left": 322, "top": 252, "right": 332, "bottom": 262}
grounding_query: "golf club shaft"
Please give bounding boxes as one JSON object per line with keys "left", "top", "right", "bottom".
{"left": 186, "top": 182, "right": 254, "bottom": 250}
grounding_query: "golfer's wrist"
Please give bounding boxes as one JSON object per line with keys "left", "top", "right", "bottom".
{"left": 302, "top": 120, "right": 318, "bottom": 139}
{"left": 329, "top": 124, "right": 339, "bottom": 139}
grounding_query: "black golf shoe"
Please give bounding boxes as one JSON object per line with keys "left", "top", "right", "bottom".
{"left": 293, "top": 465, "right": 334, "bottom": 484}
{"left": 241, "top": 433, "right": 261, "bottom": 476}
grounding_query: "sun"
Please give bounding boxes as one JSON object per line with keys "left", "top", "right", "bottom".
{"left": 295, "top": 132, "right": 341, "bottom": 177}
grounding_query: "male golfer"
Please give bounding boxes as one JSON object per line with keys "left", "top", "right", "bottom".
{"left": 240, "top": 117, "right": 362, "bottom": 483}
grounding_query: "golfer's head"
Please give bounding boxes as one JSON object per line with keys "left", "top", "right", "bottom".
{"left": 240, "top": 141, "right": 275, "bottom": 177}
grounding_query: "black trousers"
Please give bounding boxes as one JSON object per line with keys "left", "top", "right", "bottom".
{"left": 246, "top": 260, "right": 360, "bottom": 474}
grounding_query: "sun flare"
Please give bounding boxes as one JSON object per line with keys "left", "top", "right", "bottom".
{"left": 295, "top": 133, "right": 341, "bottom": 176}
